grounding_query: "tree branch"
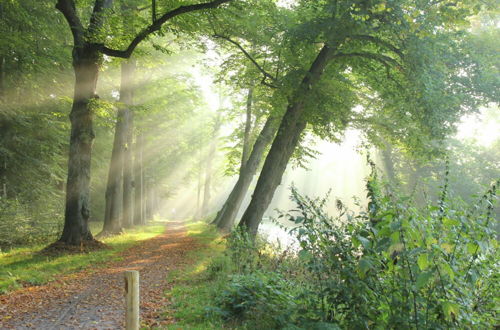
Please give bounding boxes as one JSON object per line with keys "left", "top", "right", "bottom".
{"left": 55, "top": 0, "right": 85, "bottom": 48}
{"left": 213, "top": 34, "right": 278, "bottom": 88}
{"left": 349, "top": 35, "right": 404, "bottom": 58}
{"left": 333, "top": 52, "right": 401, "bottom": 69}
{"left": 99, "top": 0, "right": 233, "bottom": 58}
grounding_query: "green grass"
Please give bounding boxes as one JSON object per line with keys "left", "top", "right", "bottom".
{"left": 162, "top": 221, "right": 229, "bottom": 329}
{"left": 0, "top": 221, "right": 165, "bottom": 294}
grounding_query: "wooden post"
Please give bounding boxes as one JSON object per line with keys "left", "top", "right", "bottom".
{"left": 124, "top": 270, "right": 139, "bottom": 330}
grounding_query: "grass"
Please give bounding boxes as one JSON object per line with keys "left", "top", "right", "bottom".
{"left": 0, "top": 221, "right": 165, "bottom": 294}
{"left": 162, "top": 221, "right": 229, "bottom": 329}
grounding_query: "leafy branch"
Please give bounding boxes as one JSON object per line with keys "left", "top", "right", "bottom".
{"left": 213, "top": 34, "right": 278, "bottom": 89}
{"left": 97, "top": 0, "right": 234, "bottom": 58}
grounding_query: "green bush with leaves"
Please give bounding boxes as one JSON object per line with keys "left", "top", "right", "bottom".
{"left": 278, "top": 168, "right": 499, "bottom": 329}
{"left": 209, "top": 167, "right": 499, "bottom": 329}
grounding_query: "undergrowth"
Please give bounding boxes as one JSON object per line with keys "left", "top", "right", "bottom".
{"left": 167, "top": 168, "right": 499, "bottom": 329}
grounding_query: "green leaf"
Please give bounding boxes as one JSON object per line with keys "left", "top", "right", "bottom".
{"left": 358, "top": 258, "right": 373, "bottom": 277}
{"left": 442, "top": 301, "right": 459, "bottom": 321}
{"left": 417, "top": 254, "right": 429, "bottom": 270}
{"left": 443, "top": 217, "right": 459, "bottom": 227}
{"left": 466, "top": 242, "right": 478, "bottom": 254}
{"left": 356, "top": 235, "right": 371, "bottom": 249}
{"left": 441, "top": 243, "right": 453, "bottom": 254}
{"left": 298, "top": 249, "right": 312, "bottom": 260}
{"left": 416, "top": 270, "right": 434, "bottom": 290}
{"left": 440, "top": 263, "right": 455, "bottom": 280}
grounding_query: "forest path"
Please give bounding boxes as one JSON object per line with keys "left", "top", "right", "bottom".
{"left": 0, "top": 221, "right": 199, "bottom": 329}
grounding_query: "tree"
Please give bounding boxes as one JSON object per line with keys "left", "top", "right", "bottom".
{"left": 55, "top": 0, "right": 233, "bottom": 245}
{"left": 234, "top": 0, "right": 496, "bottom": 236}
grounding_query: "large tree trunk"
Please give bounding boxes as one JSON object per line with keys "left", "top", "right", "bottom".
{"left": 121, "top": 59, "right": 136, "bottom": 228}
{"left": 238, "top": 45, "right": 334, "bottom": 236}
{"left": 133, "top": 132, "right": 144, "bottom": 225}
{"left": 214, "top": 115, "right": 279, "bottom": 231}
{"left": 59, "top": 46, "right": 100, "bottom": 245}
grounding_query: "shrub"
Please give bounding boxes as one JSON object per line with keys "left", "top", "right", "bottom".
{"left": 211, "top": 271, "right": 295, "bottom": 328}
{"left": 279, "top": 168, "right": 499, "bottom": 329}
{"left": 206, "top": 165, "right": 499, "bottom": 329}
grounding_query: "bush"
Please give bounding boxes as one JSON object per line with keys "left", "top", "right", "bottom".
{"left": 278, "top": 169, "right": 499, "bottom": 329}
{"left": 211, "top": 271, "right": 295, "bottom": 328}
{"left": 207, "top": 166, "right": 499, "bottom": 329}
{"left": 0, "top": 197, "right": 64, "bottom": 251}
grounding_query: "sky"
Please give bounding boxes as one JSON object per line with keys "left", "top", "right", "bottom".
{"left": 455, "top": 106, "right": 500, "bottom": 147}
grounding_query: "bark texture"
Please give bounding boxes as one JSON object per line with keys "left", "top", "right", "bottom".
{"left": 59, "top": 45, "right": 100, "bottom": 244}
{"left": 238, "top": 45, "right": 335, "bottom": 236}
{"left": 215, "top": 115, "right": 279, "bottom": 231}
{"left": 102, "top": 108, "right": 125, "bottom": 233}
{"left": 241, "top": 88, "right": 253, "bottom": 167}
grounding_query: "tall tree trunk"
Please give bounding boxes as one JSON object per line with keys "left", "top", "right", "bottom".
{"left": 201, "top": 117, "right": 221, "bottom": 217}
{"left": 102, "top": 108, "right": 125, "bottom": 233}
{"left": 195, "top": 148, "right": 203, "bottom": 219}
{"left": 214, "top": 115, "right": 279, "bottom": 231}
{"left": 121, "top": 59, "right": 136, "bottom": 228}
{"left": 241, "top": 88, "right": 253, "bottom": 167}
{"left": 201, "top": 153, "right": 213, "bottom": 217}
{"left": 238, "top": 45, "right": 335, "bottom": 237}
{"left": 133, "top": 132, "right": 144, "bottom": 225}
{"left": 147, "top": 183, "right": 155, "bottom": 220}
{"left": 59, "top": 45, "right": 101, "bottom": 244}
{"left": 379, "top": 142, "right": 396, "bottom": 182}
{"left": 2, "top": 159, "right": 6, "bottom": 199}
{"left": 0, "top": 56, "right": 5, "bottom": 100}
{"left": 143, "top": 177, "right": 150, "bottom": 222}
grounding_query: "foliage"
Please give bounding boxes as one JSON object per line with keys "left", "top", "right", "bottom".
{"left": 284, "top": 172, "right": 498, "bottom": 328}
{"left": 194, "top": 166, "right": 499, "bottom": 329}
{"left": 210, "top": 271, "right": 295, "bottom": 328}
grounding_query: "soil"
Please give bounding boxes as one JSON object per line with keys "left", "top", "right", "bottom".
{"left": 0, "top": 221, "right": 200, "bottom": 329}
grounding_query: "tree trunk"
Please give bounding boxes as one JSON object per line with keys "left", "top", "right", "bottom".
{"left": 147, "top": 184, "right": 155, "bottom": 220}
{"left": 201, "top": 153, "right": 213, "bottom": 217}
{"left": 214, "top": 115, "right": 279, "bottom": 231}
{"left": 238, "top": 45, "right": 335, "bottom": 237}
{"left": 133, "top": 132, "right": 144, "bottom": 225}
{"left": 195, "top": 147, "right": 203, "bottom": 219}
{"left": 380, "top": 142, "right": 396, "bottom": 182}
{"left": 59, "top": 45, "right": 100, "bottom": 245}
{"left": 102, "top": 108, "right": 125, "bottom": 233}
{"left": 2, "top": 159, "right": 6, "bottom": 199}
{"left": 0, "top": 56, "right": 5, "bottom": 100}
{"left": 241, "top": 88, "right": 253, "bottom": 168}
{"left": 121, "top": 59, "right": 136, "bottom": 228}
{"left": 201, "top": 118, "right": 221, "bottom": 217}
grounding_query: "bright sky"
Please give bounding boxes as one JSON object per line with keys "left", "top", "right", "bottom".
{"left": 455, "top": 106, "right": 500, "bottom": 147}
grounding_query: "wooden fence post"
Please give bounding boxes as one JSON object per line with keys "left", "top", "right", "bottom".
{"left": 124, "top": 270, "right": 139, "bottom": 330}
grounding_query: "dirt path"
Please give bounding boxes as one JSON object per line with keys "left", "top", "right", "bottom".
{"left": 0, "top": 221, "right": 199, "bottom": 329}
